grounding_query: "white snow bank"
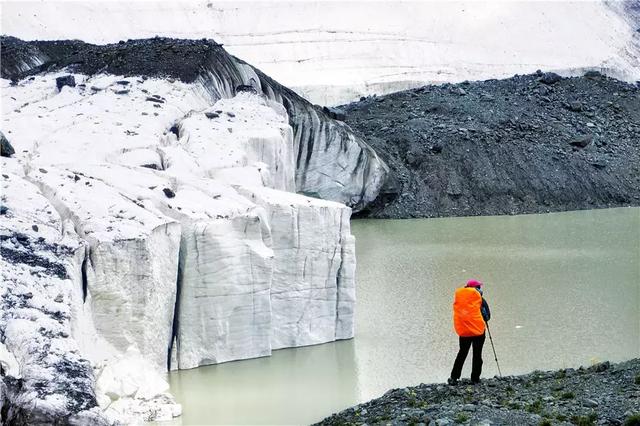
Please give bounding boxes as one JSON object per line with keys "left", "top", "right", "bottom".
{"left": 0, "top": 169, "right": 110, "bottom": 424}
{"left": 2, "top": 1, "right": 638, "bottom": 104}
{"left": 177, "top": 93, "right": 295, "bottom": 191}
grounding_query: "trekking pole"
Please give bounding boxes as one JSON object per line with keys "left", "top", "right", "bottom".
{"left": 485, "top": 321, "right": 502, "bottom": 378}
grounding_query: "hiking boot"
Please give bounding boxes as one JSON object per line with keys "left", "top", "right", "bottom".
{"left": 447, "top": 377, "right": 458, "bottom": 386}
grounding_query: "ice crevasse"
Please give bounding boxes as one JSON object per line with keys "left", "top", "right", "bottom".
{"left": 0, "top": 69, "right": 358, "bottom": 424}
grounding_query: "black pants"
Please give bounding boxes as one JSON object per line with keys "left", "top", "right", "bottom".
{"left": 450, "top": 334, "right": 485, "bottom": 382}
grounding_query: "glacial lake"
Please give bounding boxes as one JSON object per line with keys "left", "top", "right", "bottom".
{"left": 162, "top": 207, "right": 640, "bottom": 425}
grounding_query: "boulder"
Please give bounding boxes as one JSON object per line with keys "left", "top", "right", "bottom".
{"left": 569, "top": 135, "right": 593, "bottom": 148}
{"left": 55, "top": 74, "right": 76, "bottom": 91}
{"left": 540, "top": 72, "right": 562, "bottom": 85}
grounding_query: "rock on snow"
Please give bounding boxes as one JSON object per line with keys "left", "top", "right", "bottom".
{"left": 0, "top": 71, "right": 358, "bottom": 423}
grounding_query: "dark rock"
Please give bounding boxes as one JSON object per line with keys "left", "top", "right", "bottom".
{"left": 1, "top": 131, "right": 15, "bottom": 157}
{"left": 226, "top": 112, "right": 236, "bottom": 118}
{"left": 0, "top": 239, "right": 69, "bottom": 279}
{"left": 114, "top": 89, "right": 129, "bottom": 95}
{"left": 115, "top": 80, "right": 130, "bottom": 85}
{"left": 431, "top": 144, "right": 443, "bottom": 154}
{"left": 566, "top": 101, "right": 583, "bottom": 112}
{"left": 446, "top": 179, "right": 463, "bottom": 196}
{"left": 405, "top": 151, "right": 424, "bottom": 166}
{"left": 569, "top": 135, "right": 593, "bottom": 148}
{"left": 55, "top": 75, "right": 76, "bottom": 91}
{"left": 540, "top": 72, "right": 562, "bottom": 85}
{"left": 141, "top": 164, "right": 159, "bottom": 170}
{"left": 590, "top": 361, "right": 610, "bottom": 372}
{"left": 323, "top": 106, "right": 347, "bottom": 121}
{"left": 205, "top": 112, "right": 219, "bottom": 119}
{"left": 235, "top": 84, "right": 257, "bottom": 94}
{"left": 162, "top": 188, "right": 175, "bottom": 198}
{"left": 583, "top": 398, "right": 599, "bottom": 408}
{"left": 145, "top": 96, "right": 164, "bottom": 103}
{"left": 31, "top": 225, "right": 38, "bottom": 232}
{"left": 584, "top": 70, "right": 603, "bottom": 79}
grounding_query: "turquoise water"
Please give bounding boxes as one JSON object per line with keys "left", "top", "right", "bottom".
{"left": 164, "top": 207, "right": 640, "bottom": 425}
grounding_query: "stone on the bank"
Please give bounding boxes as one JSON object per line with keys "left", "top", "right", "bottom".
{"left": 540, "top": 72, "right": 562, "bottom": 85}
{"left": 583, "top": 398, "right": 599, "bottom": 407}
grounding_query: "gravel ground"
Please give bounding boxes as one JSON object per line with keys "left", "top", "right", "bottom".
{"left": 340, "top": 71, "right": 640, "bottom": 218}
{"left": 317, "top": 359, "right": 640, "bottom": 426}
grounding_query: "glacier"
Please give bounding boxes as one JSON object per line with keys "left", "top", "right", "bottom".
{"left": 2, "top": 1, "right": 639, "bottom": 105}
{"left": 3, "top": 2, "right": 638, "bottom": 423}
{"left": 0, "top": 61, "right": 358, "bottom": 423}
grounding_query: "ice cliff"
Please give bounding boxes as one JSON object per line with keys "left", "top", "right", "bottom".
{"left": 0, "top": 44, "right": 360, "bottom": 423}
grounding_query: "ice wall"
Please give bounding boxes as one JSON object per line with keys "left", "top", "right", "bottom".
{"left": 2, "top": 1, "right": 639, "bottom": 104}
{"left": 237, "top": 186, "right": 355, "bottom": 349}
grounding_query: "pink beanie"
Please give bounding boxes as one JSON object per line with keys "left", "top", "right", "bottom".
{"left": 466, "top": 279, "right": 483, "bottom": 288}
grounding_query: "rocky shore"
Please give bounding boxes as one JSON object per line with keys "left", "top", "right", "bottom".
{"left": 341, "top": 72, "right": 640, "bottom": 219}
{"left": 317, "top": 359, "right": 640, "bottom": 426}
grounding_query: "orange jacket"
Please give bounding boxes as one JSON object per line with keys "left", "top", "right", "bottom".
{"left": 453, "top": 287, "right": 486, "bottom": 337}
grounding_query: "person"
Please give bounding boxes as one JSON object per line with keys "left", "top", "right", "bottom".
{"left": 448, "top": 279, "right": 491, "bottom": 385}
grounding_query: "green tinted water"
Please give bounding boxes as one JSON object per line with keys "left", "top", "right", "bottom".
{"left": 165, "top": 208, "right": 640, "bottom": 425}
